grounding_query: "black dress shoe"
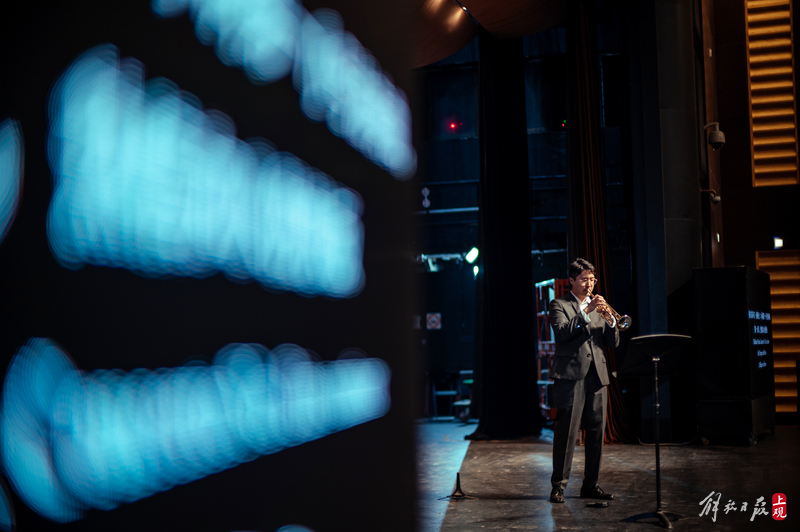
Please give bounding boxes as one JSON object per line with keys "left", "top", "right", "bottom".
{"left": 580, "top": 485, "right": 614, "bottom": 500}
{"left": 550, "top": 486, "right": 565, "bottom": 503}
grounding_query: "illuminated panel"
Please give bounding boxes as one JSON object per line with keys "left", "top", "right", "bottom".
{"left": 756, "top": 249, "right": 800, "bottom": 413}
{"left": 0, "top": 479, "right": 12, "bottom": 532}
{"left": 47, "top": 45, "right": 365, "bottom": 298}
{"left": 0, "top": 119, "right": 23, "bottom": 245}
{"left": 295, "top": 9, "right": 416, "bottom": 179}
{"left": 152, "top": 0, "right": 416, "bottom": 179}
{"left": 152, "top": 0, "right": 302, "bottom": 83}
{"left": 745, "top": 0, "right": 799, "bottom": 186}
{"left": 0, "top": 338, "right": 391, "bottom": 522}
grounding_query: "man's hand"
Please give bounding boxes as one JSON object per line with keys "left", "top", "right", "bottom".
{"left": 588, "top": 294, "right": 616, "bottom": 326}
{"left": 586, "top": 294, "right": 606, "bottom": 314}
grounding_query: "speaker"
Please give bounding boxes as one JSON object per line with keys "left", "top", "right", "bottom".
{"left": 693, "top": 267, "right": 776, "bottom": 444}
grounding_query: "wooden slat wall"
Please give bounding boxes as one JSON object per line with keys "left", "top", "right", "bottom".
{"left": 756, "top": 250, "right": 800, "bottom": 412}
{"left": 745, "top": 0, "right": 800, "bottom": 186}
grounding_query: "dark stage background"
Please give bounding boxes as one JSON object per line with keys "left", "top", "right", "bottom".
{"left": 0, "top": 1, "right": 419, "bottom": 531}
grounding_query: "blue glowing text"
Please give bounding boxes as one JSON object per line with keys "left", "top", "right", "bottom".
{"left": 152, "top": 0, "right": 416, "bottom": 179}
{"left": 46, "top": 45, "right": 365, "bottom": 297}
{"left": 1, "top": 338, "right": 390, "bottom": 522}
{"left": 0, "top": 119, "right": 23, "bottom": 245}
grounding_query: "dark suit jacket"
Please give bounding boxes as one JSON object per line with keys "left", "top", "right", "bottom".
{"left": 548, "top": 293, "right": 619, "bottom": 386}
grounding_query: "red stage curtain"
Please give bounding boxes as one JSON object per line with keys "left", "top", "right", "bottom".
{"left": 565, "top": 0, "right": 631, "bottom": 444}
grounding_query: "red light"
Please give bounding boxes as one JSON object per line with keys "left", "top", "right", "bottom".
{"left": 450, "top": 122, "right": 456, "bottom": 129}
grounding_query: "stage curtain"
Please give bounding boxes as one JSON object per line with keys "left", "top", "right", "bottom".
{"left": 467, "top": 28, "right": 541, "bottom": 441}
{"left": 565, "top": 0, "right": 631, "bottom": 443}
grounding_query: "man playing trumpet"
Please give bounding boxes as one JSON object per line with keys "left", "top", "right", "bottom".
{"left": 548, "top": 258, "right": 620, "bottom": 504}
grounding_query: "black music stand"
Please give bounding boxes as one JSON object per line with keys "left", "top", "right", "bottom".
{"left": 616, "top": 334, "right": 691, "bottom": 529}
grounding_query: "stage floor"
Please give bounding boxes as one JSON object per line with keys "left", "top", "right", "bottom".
{"left": 417, "top": 421, "right": 800, "bottom": 531}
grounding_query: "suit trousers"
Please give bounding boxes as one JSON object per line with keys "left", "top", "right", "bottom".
{"left": 551, "top": 362, "right": 607, "bottom": 490}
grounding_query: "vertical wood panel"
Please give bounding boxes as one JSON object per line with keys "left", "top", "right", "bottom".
{"left": 745, "top": 0, "right": 800, "bottom": 186}
{"left": 756, "top": 249, "right": 800, "bottom": 412}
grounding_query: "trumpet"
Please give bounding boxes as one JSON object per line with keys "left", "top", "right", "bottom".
{"left": 588, "top": 292, "right": 632, "bottom": 331}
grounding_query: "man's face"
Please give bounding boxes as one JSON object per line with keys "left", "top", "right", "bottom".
{"left": 570, "top": 269, "right": 596, "bottom": 298}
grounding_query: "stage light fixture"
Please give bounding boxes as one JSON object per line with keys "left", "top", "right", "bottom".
{"left": 465, "top": 247, "right": 479, "bottom": 263}
{"left": 774, "top": 237, "right": 784, "bottom": 249}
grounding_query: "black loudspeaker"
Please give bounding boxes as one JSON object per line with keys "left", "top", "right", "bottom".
{"left": 693, "top": 267, "right": 776, "bottom": 444}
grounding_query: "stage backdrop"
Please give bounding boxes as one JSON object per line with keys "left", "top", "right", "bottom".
{"left": 0, "top": 2, "right": 418, "bottom": 531}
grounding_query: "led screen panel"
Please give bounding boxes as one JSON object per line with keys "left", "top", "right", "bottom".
{"left": 0, "top": 1, "right": 418, "bottom": 531}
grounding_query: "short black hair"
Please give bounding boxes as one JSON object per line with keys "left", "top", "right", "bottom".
{"left": 568, "top": 258, "right": 595, "bottom": 280}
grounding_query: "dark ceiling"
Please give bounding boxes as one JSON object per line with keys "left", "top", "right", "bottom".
{"left": 411, "top": 0, "right": 567, "bottom": 67}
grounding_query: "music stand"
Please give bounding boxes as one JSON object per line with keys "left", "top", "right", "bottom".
{"left": 616, "top": 334, "right": 691, "bottom": 529}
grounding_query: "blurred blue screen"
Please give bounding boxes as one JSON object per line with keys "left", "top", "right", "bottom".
{"left": 0, "top": 119, "right": 23, "bottom": 245}
{"left": 1, "top": 338, "right": 390, "bottom": 523}
{"left": 46, "top": 45, "right": 365, "bottom": 298}
{"left": 152, "top": 0, "right": 416, "bottom": 179}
